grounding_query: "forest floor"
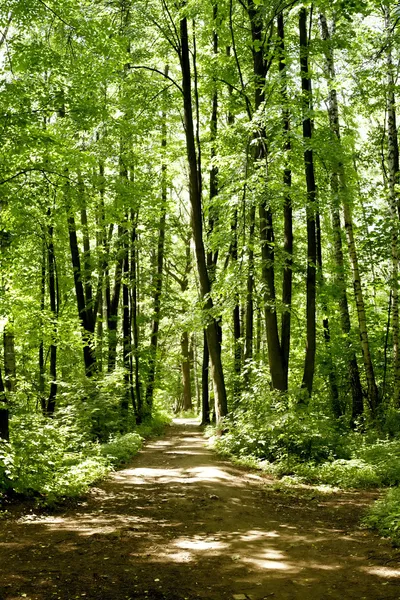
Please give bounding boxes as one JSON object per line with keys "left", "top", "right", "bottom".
{"left": 0, "top": 419, "right": 400, "bottom": 600}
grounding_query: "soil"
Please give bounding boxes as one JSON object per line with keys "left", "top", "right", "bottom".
{"left": 0, "top": 418, "right": 399, "bottom": 600}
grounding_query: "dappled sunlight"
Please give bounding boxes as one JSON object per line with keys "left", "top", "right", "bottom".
{"left": 240, "top": 529, "right": 281, "bottom": 541}
{"left": 175, "top": 536, "right": 227, "bottom": 551}
{"left": 241, "top": 555, "right": 294, "bottom": 571}
{"left": 361, "top": 566, "right": 400, "bottom": 578}
{"left": 187, "top": 465, "right": 237, "bottom": 482}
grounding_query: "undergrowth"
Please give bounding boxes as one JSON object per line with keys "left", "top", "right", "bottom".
{"left": 0, "top": 410, "right": 170, "bottom": 506}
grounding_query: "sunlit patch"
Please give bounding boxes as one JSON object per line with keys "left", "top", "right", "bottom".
{"left": 240, "top": 530, "right": 280, "bottom": 541}
{"left": 119, "top": 467, "right": 184, "bottom": 483}
{"left": 241, "top": 556, "right": 293, "bottom": 571}
{"left": 174, "top": 537, "right": 227, "bottom": 551}
{"left": 187, "top": 466, "right": 236, "bottom": 481}
{"left": 361, "top": 566, "right": 400, "bottom": 578}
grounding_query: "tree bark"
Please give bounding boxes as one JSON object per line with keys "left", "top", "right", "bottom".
{"left": 385, "top": 6, "right": 400, "bottom": 407}
{"left": 0, "top": 367, "right": 8, "bottom": 441}
{"left": 201, "top": 330, "right": 210, "bottom": 424}
{"left": 320, "top": 12, "right": 377, "bottom": 416}
{"left": 248, "top": 0, "right": 286, "bottom": 390}
{"left": 47, "top": 212, "right": 58, "bottom": 416}
{"left": 145, "top": 87, "right": 168, "bottom": 413}
{"left": 67, "top": 209, "right": 96, "bottom": 376}
{"left": 130, "top": 207, "right": 142, "bottom": 421}
{"left": 277, "top": 12, "right": 293, "bottom": 389}
{"left": 179, "top": 15, "right": 227, "bottom": 421}
{"left": 181, "top": 331, "right": 192, "bottom": 410}
{"left": 299, "top": 7, "right": 317, "bottom": 397}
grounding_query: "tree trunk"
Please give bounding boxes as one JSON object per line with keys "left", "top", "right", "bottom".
{"left": 3, "top": 324, "right": 16, "bottom": 394}
{"left": 39, "top": 241, "right": 46, "bottom": 413}
{"left": 316, "top": 210, "right": 341, "bottom": 417}
{"left": 131, "top": 208, "right": 142, "bottom": 421}
{"left": 122, "top": 223, "right": 133, "bottom": 429}
{"left": 0, "top": 367, "right": 8, "bottom": 441}
{"left": 299, "top": 7, "right": 317, "bottom": 397}
{"left": 385, "top": 6, "right": 400, "bottom": 407}
{"left": 244, "top": 204, "right": 255, "bottom": 370}
{"left": 320, "top": 12, "right": 377, "bottom": 416}
{"left": 277, "top": 12, "right": 293, "bottom": 388}
{"left": 107, "top": 224, "right": 123, "bottom": 373}
{"left": 179, "top": 15, "right": 227, "bottom": 421}
{"left": 67, "top": 209, "right": 96, "bottom": 376}
{"left": 248, "top": 0, "right": 286, "bottom": 390}
{"left": 145, "top": 87, "right": 168, "bottom": 413}
{"left": 47, "top": 213, "right": 58, "bottom": 416}
{"left": 201, "top": 330, "right": 210, "bottom": 424}
{"left": 181, "top": 331, "right": 192, "bottom": 411}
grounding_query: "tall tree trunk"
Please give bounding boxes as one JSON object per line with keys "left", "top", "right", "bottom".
{"left": 201, "top": 7, "right": 224, "bottom": 416}
{"left": 226, "top": 47, "right": 242, "bottom": 399}
{"left": 3, "top": 324, "right": 16, "bottom": 394}
{"left": 244, "top": 204, "right": 255, "bottom": 370}
{"left": 385, "top": 6, "right": 400, "bottom": 407}
{"left": 181, "top": 331, "right": 192, "bottom": 410}
{"left": 320, "top": 12, "right": 377, "bottom": 416}
{"left": 231, "top": 207, "right": 242, "bottom": 400}
{"left": 192, "top": 333, "right": 201, "bottom": 412}
{"left": 277, "top": 12, "right": 293, "bottom": 388}
{"left": 122, "top": 223, "right": 133, "bottom": 428}
{"left": 67, "top": 209, "right": 97, "bottom": 376}
{"left": 39, "top": 241, "right": 46, "bottom": 413}
{"left": 316, "top": 210, "right": 341, "bottom": 417}
{"left": 0, "top": 367, "right": 8, "bottom": 441}
{"left": 248, "top": 0, "right": 286, "bottom": 390}
{"left": 179, "top": 15, "right": 227, "bottom": 420}
{"left": 201, "top": 330, "right": 210, "bottom": 424}
{"left": 47, "top": 212, "right": 58, "bottom": 416}
{"left": 95, "top": 160, "right": 106, "bottom": 373}
{"left": 145, "top": 85, "right": 168, "bottom": 413}
{"left": 106, "top": 224, "right": 123, "bottom": 373}
{"left": 131, "top": 207, "right": 142, "bottom": 421}
{"left": 299, "top": 7, "right": 317, "bottom": 397}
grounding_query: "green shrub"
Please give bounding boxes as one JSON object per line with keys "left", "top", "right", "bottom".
{"left": 0, "top": 409, "right": 171, "bottom": 506}
{"left": 101, "top": 432, "right": 143, "bottom": 466}
{"left": 355, "top": 440, "right": 400, "bottom": 486}
{"left": 363, "top": 487, "right": 400, "bottom": 546}
{"left": 290, "top": 459, "right": 381, "bottom": 488}
{"left": 216, "top": 391, "right": 349, "bottom": 464}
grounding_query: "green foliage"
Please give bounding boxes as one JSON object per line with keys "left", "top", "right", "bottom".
{"left": 100, "top": 432, "right": 142, "bottom": 466}
{"left": 215, "top": 390, "right": 349, "bottom": 463}
{"left": 363, "top": 488, "right": 400, "bottom": 547}
{"left": 0, "top": 409, "right": 170, "bottom": 505}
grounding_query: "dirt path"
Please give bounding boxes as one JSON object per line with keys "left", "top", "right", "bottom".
{"left": 0, "top": 419, "right": 399, "bottom": 600}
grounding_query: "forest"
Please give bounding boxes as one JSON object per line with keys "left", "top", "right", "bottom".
{"left": 0, "top": 0, "right": 400, "bottom": 550}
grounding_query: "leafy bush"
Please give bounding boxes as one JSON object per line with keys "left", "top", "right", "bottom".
{"left": 215, "top": 391, "right": 349, "bottom": 464}
{"left": 363, "top": 488, "right": 400, "bottom": 546}
{"left": 0, "top": 409, "right": 170, "bottom": 505}
{"left": 101, "top": 432, "right": 142, "bottom": 466}
{"left": 355, "top": 440, "right": 400, "bottom": 486}
{"left": 288, "top": 459, "right": 381, "bottom": 488}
